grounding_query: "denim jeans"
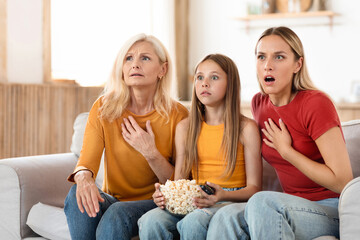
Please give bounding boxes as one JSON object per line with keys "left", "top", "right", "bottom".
{"left": 64, "top": 184, "right": 156, "bottom": 240}
{"left": 207, "top": 191, "right": 339, "bottom": 240}
{"left": 138, "top": 187, "right": 240, "bottom": 240}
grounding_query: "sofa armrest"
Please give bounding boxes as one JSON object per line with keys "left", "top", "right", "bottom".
{"left": 0, "top": 153, "right": 77, "bottom": 239}
{"left": 339, "top": 177, "right": 360, "bottom": 240}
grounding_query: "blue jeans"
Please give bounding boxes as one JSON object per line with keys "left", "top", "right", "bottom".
{"left": 207, "top": 191, "right": 339, "bottom": 240}
{"left": 64, "top": 184, "right": 156, "bottom": 240}
{"left": 138, "top": 202, "right": 230, "bottom": 240}
{"left": 138, "top": 187, "right": 240, "bottom": 240}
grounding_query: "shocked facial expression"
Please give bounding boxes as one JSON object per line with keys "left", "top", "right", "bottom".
{"left": 195, "top": 60, "right": 227, "bottom": 108}
{"left": 256, "top": 35, "right": 302, "bottom": 96}
{"left": 123, "top": 41, "right": 167, "bottom": 89}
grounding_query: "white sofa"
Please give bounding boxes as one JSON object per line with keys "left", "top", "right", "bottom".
{"left": 1, "top": 112, "right": 360, "bottom": 240}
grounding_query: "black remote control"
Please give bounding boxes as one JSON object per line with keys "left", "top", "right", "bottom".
{"left": 200, "top": 183, "right": 215, "bottom": 195}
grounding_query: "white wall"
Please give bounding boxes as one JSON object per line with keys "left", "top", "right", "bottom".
{"left": 6, "top": 0, "right": 175, "bottom": 91}
{"left": 189, "top": 0, "right": 360, "bottom": 103}
{"left": 7, "top": 0, "right": 43, "bottom": 84}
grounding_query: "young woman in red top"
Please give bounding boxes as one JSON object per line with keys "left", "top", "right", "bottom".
{"left": 207, "top": 26, "right": 353, "bottom": 240}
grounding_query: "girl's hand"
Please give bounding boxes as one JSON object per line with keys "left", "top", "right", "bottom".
{"left": 121, "top": 116, "right": 157, "bottom": 159}
{"left": 262, "top": 118, "right": 292, "bottom": 157}
{"left": 74, "top": 170, "right": 104, "bottom": 218}
{"left": 152, "top": 183, "right": 166, "bottom": 209}
{"left": 193, "top": 182, "right": 224, "bottom": 208}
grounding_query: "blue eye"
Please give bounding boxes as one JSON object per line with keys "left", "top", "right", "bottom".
{"left": 125, "top": 56, "right": 133, "bottom": 61}
{"left": 211, "top": 75, "right": 219, "bottom": 80}
{"left": 275, "top": 55, "right": 284, "bottom": 60}
{"left": 257, "top": 55, "right": 265, "bottom": 60}
{"left": 196, "top": 75, "right": 204, "bottom": 81}
{"left": 142, "top": 56, "right": 150, "bottom": 61}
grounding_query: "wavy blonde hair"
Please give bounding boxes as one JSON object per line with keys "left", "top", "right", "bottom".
{"left": 255, "top": 26, "right": 318, "bottom": 93}
{"left": 182, "top": 54, "right": 244, "bottom": 180}
{"left": 99, "top": 33, "right": 174, "bottom": 122}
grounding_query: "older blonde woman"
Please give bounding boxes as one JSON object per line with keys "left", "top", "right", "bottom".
{"left": 64, "top": 33, "right": 188, "bottom": 240}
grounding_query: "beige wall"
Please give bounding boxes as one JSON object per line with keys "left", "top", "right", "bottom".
{"left": 0, "top": 0, "right": 6, "bottom": 83}
{"left": 0, "top": 83, "right": 102, "bottom": 159}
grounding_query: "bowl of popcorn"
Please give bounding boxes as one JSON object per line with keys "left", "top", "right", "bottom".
{"left": 160, "top": 179, "right": 201, "bottom": 215}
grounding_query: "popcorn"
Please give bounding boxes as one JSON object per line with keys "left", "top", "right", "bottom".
{"left": 160, "top": 179, "right": 201, "bottom": 215}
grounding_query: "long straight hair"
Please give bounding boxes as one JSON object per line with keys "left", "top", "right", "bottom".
{"left": 99, "top": 33, "right": 174, "bottom": 122}
{"left": 182, "top": 54, "right": 244, "bottom": 180}
{"left": 255, "top": 26, "right": 318, "bottom": 93}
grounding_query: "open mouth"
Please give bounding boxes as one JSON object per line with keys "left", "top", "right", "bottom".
{"left": 264, "top": 76, "right": 275, "bottom": 82}
{"left": 130, "top": 74, "right": 143, "bottom": 77}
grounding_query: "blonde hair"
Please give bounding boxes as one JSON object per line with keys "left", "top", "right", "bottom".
{"left": 99, "top": 33, "right": 174, "bottom": 122}
{"left": 255, "top": 26, "right": 318, "bottom": 93}
{"left": 182, "top": 54, "right": 244, "bottom": 180}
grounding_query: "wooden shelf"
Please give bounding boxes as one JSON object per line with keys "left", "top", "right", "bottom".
{"left": 234, "top": 11, "right": 339, "bottom": 32}
{"left": 235, "top": 11, "right": 338, "bottom": 21}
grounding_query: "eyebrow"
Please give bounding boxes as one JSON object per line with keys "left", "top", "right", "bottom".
{"left": 126, "top": 52, "right": 152, "bottom": 55}
{"left": 195, "top": 71, "right": 220, "bottom": 75}
{"left": 257, "top": 51, "right": 288, "bottom": 55}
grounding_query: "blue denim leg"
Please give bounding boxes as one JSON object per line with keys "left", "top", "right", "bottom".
{"left": 64, "top": 184, "right": 118, "bottom": 240}
{"left": 138, "top": 207, "right": 183, "bottom": 240}
{"left": 245, "top": 191, "right": 339, "bottom": 240}
{"left": 96, "top": 199, "right": 157, "bottom": 240}
{"left": 207, "top": 202, "right": 249, "bottom": 240}
{"left": 177, "top": 202, "right": 231, "bottom": 240}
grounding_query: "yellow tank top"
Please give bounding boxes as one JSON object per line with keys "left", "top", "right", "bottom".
{"left": 192, "top": 122, "right": 246, "bottom": 188}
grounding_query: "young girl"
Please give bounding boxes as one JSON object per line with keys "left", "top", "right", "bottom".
{"left": 138, "top": 54, "right": 262, "bottom": 240}
{"left": 207, "top": 27, "right": 353, "bottom": 240}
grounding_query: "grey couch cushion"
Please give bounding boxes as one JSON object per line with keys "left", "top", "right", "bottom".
{"left": 70, "top": 112, "right": 89, "bottom": 158}
{"left": 27, "top": 202, "right": 71, "bottom": 240}
{"left": 342, "top": 120, "right": 360, "bottom": 178}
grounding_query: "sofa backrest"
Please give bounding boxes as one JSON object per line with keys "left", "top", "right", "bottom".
{"left": 342, "top": 120, "right": 360, "bottom": 178}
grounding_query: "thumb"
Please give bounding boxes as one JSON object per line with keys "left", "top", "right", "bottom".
{"left": 146, "top": 120, "right": 154, "bottom": 136}
{"left": 154, "top": 182, "right": 161, "bottom": 191}
{"left": 97, "top": 191, "right": 105, "bottom": 203}
{"left": 206, "top": 181, "right": 219, "bottom": 190}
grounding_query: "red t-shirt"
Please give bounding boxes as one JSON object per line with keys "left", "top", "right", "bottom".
{"left": 252, "top": 90, "right": 342, "bottom": 201}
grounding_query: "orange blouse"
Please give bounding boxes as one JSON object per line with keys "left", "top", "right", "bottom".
{"left": 68, "top": 98, "right": 188, "bottom": 201}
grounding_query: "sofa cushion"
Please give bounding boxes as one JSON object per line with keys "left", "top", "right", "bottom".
{"left": 339, "top": 177, "right": 360, "bottom": 239}
{"left": 0, "top": 153, "right": 77, "bottom": 239}
{"left": 341, "top": 120, "right": 360, "bottom": 178}
{"left": 70, "top": 112, "right": 89, "bottom": 158}
{"left": 0, "top": 163, "right": 22, "bottom": 239}
{"left": 26, "top": 202, "right": 70, "bottom": 240}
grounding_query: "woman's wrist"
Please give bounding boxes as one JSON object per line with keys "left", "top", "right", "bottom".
{"left": 74, "top": 169, "right": 93, "bottom": 183}
{"left": 143, "top": 148, "right": 161, "bottom": 162}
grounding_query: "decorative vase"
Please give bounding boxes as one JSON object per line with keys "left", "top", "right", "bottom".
{"left": 262, "top": 0, "right": 276, "bottom": 13}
